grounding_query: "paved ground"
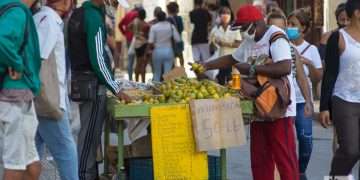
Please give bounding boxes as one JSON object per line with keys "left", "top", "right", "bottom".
{"left": 0, "top": 114, "right": 357, "bottom": 180}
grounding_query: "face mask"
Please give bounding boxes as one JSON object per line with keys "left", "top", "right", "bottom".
{"left": 241, "top": 23, "right": 256, "bottom": 41}
{"left": 286, "top": 27, "right": 300, "bottom": 40}
{"left": 220, "top": 14, "right": 231, "bottom": 24}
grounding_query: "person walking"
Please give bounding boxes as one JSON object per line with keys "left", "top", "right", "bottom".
{"left": 147, "top": 11, "right": 181, "bottom": 82}
{"left": 320, "top": 1, "right": 360, "bottom": 179}
{"left": 68, "top": 0, "right": 131, "bottom": 179}
{"left": 287, "top": 8, "right": 323, "bottom": 180}
{"left": 319, "top": 3, "right": 350, "bottom": 60}
{"left": 167, "top": 2, "right": 185, "bottom": 67}
{"left": 193, "top": 5, "right": 299, "bottom": 180}
{"left": 0, "top": 0, "right": 42, "bottom": 179}
{"left": 190, "top": 0, "right": 212, "bottom": 63}
{"left": 128, "top": 8, "right": 149, "bottom": 83}
{"left": 33, "top": 0, "right": 79, "bottom": 180}
{"left": 119, "top": 7, "right": 139, "bottom": 80}
{"left": 267, "top": 11, "right": 313, "bottom": 119}
{"left": 209, "top": 6, "right": 241, "bottom": 85}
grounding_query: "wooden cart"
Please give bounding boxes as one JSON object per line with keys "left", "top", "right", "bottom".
{"left": 104, "top": 97, "right": 253, "bottom": 180}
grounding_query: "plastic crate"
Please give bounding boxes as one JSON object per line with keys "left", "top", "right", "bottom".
{"left": 128, "top": 158, "right": 154, "bottom": 180}
{"left": 208, "top": 156, "right": 221, "bottom": 180}
{"left": 128, "top": 156, "right": 220, "bottom": 180}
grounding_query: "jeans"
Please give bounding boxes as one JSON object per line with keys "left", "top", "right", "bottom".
{"left": 36, "top": 111, "right": 79, "bottom": 180}
{"left": 152, "top": 47, "right": 174, "bottom": 82}
{"left": 127, "top": 51, "right": 136, "bottom": 81}
{"left": 295, "top": 103, "right": 313, "bottom": 174}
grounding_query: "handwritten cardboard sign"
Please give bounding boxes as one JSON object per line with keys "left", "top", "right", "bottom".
{"left": 151, "top": 104, "right": 208, "bottom": 180}
{"left": 190, "top": 97, "right": 246, "bottom": 152}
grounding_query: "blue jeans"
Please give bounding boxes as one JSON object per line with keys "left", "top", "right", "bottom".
{"left": 127, "top": 51, "right": 136, "bottom": 81}
{"left": 36, "top": 112, "right": 79, "bottom": 180}
{"left": 152, "top": 47, "right": 174, "bottom": 81}
{"left": 295, "top": 103, "right": 313, "bottom": 174}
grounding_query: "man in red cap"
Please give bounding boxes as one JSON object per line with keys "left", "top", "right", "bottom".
{"left": 192, "top": 4, "right": 299, "bottom": 180}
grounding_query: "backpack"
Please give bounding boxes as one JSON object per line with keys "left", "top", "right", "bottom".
{"left": 0, "top": 2, "right": 29, "bottom": 89}
{"left": 240, "top": 31, "right": 291, "bottom": 121}
{"left": 68, "top": 7, "right": 91, "bottom": 72}
{"left": 68, "top": 7, "right": 98, "bottom": 102}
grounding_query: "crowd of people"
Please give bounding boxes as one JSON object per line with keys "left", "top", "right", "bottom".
{"left": 0, "top": 0, "right": 360, "bottom": 180}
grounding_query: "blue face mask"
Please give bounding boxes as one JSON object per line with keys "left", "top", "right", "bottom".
{"left": 286, "top": 27, "right": 300, "bottom": 40}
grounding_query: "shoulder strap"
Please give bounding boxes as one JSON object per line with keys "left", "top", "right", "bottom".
{"left": 269, "top": 31, "right": 288, "bottom": 45}
{"left": 269, "top": 31, "right": 288, "bottom": 58}
{"left": 300, "top": 44, "right": 312, "bottom": 55}
{"left": 0, "top": 2, "right": 29, "bottom": 54}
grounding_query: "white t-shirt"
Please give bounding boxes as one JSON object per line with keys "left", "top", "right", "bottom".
{"left": 34, "top": 6, "right": 67, "bottom": 111}
{"left": 294, "top": 41, "right": 322, "bottom": 103}
{"left": 209, "top": 25, "right": 242, "bottom": 56}
{"left": 232, "top": 25, "right": 296, "bottom": 117}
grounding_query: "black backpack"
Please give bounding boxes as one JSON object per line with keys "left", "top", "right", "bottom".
{"left": 68, "top": 7, "right": 92, "bottom": 72}
{"left": 0, "top": 2, "right": 29, "bottom": 88}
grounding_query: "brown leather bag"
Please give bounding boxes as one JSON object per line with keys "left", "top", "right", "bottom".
{"left": 241, "top": 74, "right": 291, "bottom": 121}
{"left": 240, "top": 31, "right": 291, "bottom": 121}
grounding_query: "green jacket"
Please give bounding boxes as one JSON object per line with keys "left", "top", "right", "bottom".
{"left": 0, "top": 0, "right": 41, "bottom": 95}
{"left": 83, "top": 1, "right": 121, "bottom": 95}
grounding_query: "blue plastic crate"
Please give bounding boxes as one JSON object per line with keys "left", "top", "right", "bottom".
{"left": 208, "top": 156, "right": 221, "bottom": 180}
{"left": 128, "top": 158, "right": 154, "bottom": 180}
{"left": 128, "top": 156, "right": 220, "bottom": 180}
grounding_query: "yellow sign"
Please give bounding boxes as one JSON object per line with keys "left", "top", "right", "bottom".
{"left": 151, "top": 104, "right": 208, "bottom": 180}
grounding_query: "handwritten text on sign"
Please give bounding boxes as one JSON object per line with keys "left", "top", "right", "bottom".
{"left": 151, "top": 104, "right": 208, "bottom": 180}
{"left": 190, "top": 97, "right": 246, "bottom": 152}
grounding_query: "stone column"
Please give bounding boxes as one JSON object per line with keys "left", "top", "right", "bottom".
{"left": 324, "top": 0, "right": 346, "bottom": 31}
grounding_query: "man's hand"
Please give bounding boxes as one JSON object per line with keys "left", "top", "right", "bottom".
{"left": 116, "top": 91, "right": 131, "bottom": 103}
{"left": 8, "top": 67, "right": 22, "bottom": 80}
{"left": 319, "top": 111, "right": 332, "bottom": 128}
{"left": 304, "top": 101, "right": 313, "bottom": 117}
{"left": 188, "top": 62, "right": 208, "bottom": 79}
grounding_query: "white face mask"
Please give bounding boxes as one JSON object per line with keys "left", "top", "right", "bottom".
{"left": 241, "top": 23, "right": 256, "bottom": 41}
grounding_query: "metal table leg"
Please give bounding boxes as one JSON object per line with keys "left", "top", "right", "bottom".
{"left": 117, "top": 120, "right": 126, "bottom": 179}
{"left": 103, "top": 116, "right": 111, "bottom": 177}
{"left": 220, "top": 149, "right": 227, "bottom": 180}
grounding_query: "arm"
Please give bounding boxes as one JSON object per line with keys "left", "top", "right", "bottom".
{"left": 320, "top": 31, "right": 340, "bottom": 112}
{"left": 234, "top": 38, "right": 292, "bottom": 78}
{"left": 295, "top": 53, "right": 312, "bottom": 103}
{"left": 0, "top": 8, "right": 26, "bottom": 73}
{"left": 204, "top": 54, "right": 238, "bottom": 70}
{"left": 35, "top": 15, "right": 58, "bottom": 60}
{"left": 301, "top": 48, "right": 323, "bottom": 83}
{"left": 86, "top": 15, "right": 121, "bottom": 95}
{"left": 235, "top": 60, "right": 291, "bottom": 78}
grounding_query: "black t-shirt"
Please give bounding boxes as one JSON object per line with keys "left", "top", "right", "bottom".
{"left": 189, "top": 8, "right": 211, "bottom": 45}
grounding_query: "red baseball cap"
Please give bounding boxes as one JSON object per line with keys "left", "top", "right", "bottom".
{"left": 231, "top": 4, "right": 264, "bottom": 30}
